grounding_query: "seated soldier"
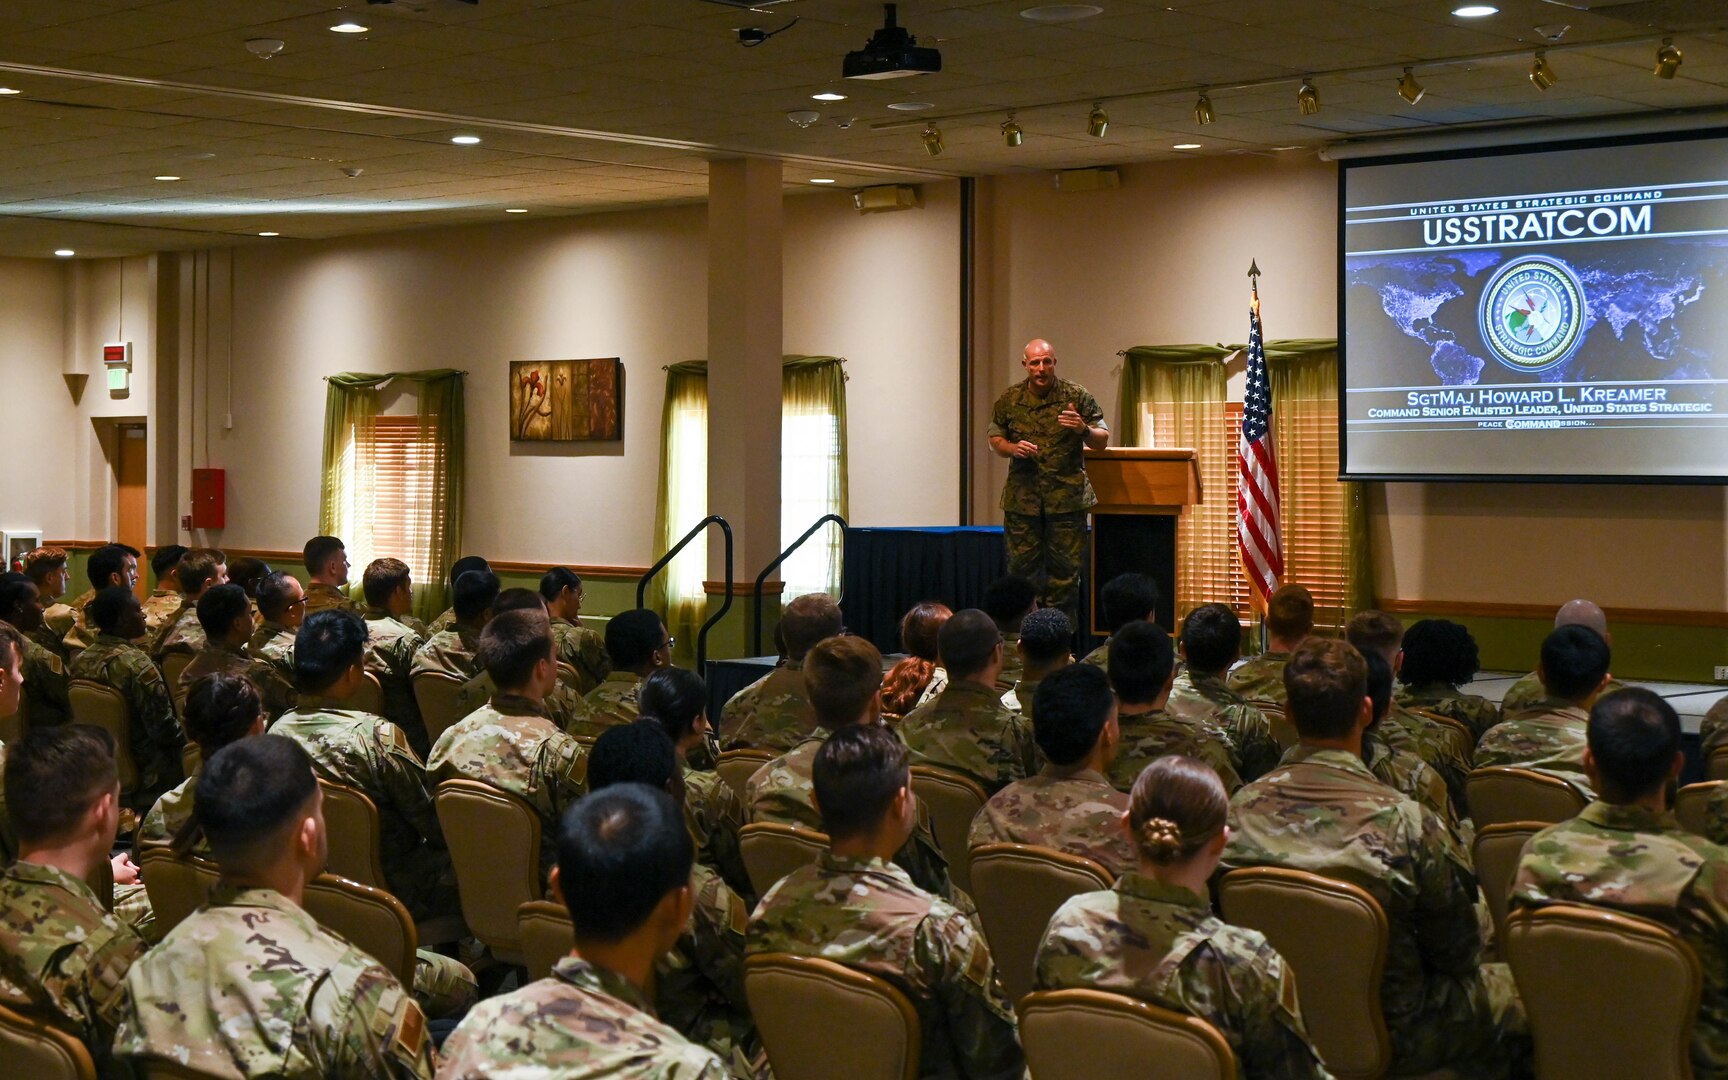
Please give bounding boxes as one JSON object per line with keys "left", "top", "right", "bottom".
{"left": 360, "top": 557, "right": 428, "bottom": 750}
{"left": 273, "top": 610, "right": 460, "bottom": 926}
{"left": 1347, "top": 609, "right": 1473, "bottom": 816}
{"left": 301, "top": 535, "right": 361, "bottom": 616}
{"left": 438, "top": 783, "right": 728, "bottom": 1079}
{"left": 179, "top": 582, "right": 296, "bottom": 721}
{"left": 113, "top": 736, "right": 436, "bottom": 1078}
{"left": 1513, "top": 688, "right": 1728, "bottom": 1077}
{"left": 982, "top": 574, "right": 1038, "bottom": 693}
{"left": 412, "top": 568, "right": 498, "bottom": 688}
{"left": 426, "top": 555, "right": 490, "bottom": 635}
{"left": 540, "top": 566, "right": 610, "bottom": 694}
{"left": 62, "top": 543, "right": 140, "bottom": 654}
{"left": 1036, "top": 755, "right": 1328, "bottom": 1078}
{"left": 1107, "top": 621, "right": 1241, "bottom": 794}
{"left": 480, "top": 588, "right": 592, "bottom": 735}
{"left": 640, "top": 665, "right": 751, "bottom": 900}
{"left": 427, "top": 608, "right": 588, "bottom": 887}
{"left": 226, "top": 556, "right": 272, "bottom": 605}
{"left": 0, "top": 624, "right": 21, "bottom": 862}
{"left": 19, "top": 547, "right": 73, "bottom": 660}
{"left": 1475, "top": 624, "right": 1609, "bottom": 797}
{"left": 1501, "top": 599, "right": 1629, "bottom": 715}
{"left": 1225, "top": 583, "right": 1311, "bottom": 703}
{"left": 882, "top": 601, "right": 951, "bottom": 717}
{"left": 1221, "top": 638, "right": 1526, "bottom": 1076}
{"left": 1361, "top": 649, "right": 1462, "bottom": 837}
{"left": 250, "top": 569, "right": 305, "bottom": 678}
{"left": 69, "top": 586, "right": 185, "bottom": 812}
{"left": 138, "top": 673, "right": 264, "bottom": 849}
{"left": 0, "top": 725, "right": 148, "bottom": 1076}
{"left": 899, "top": 608, "right": 1039, "bottom": 794}
{"left": 1394, "top": 618, "right": 1502, "bottom": 739}
{"left": 579, "top": 607, "right": 672, "bottom": 738}
{"left": 719, "top": 593, "right": 841, "bottom": 752}
{"left": 1000, "top": 606, "right": 1071, "bottom": 718}
{"left": 1167, "top": 602, "right": 1281, "bottom": 782}
{"left": 586, "top": 722, "right": 761, "bottom": 1074}
{"left": 748, "top": 724, "right": 1023, "bottom": 1080}
{"left": 151, "top": 547, "right": 228, "bottom": 659}
{"left": 968, "top": 662, "right": 1134, "bottom": 877}
{"left": 746, "top": 634, "right": 959, "bottom": 900}
{"left": 1080, "top": 571, "right": 1160, "bottom": 670}
{"left": 141, "top": 545, "right": 189, "bottom": 642}
{"left": 0, "top": 573, "right": 71, "bottom": 725}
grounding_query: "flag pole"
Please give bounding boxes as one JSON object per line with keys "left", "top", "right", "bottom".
{"left": 1244, "top": 258, "right": 1270, "bottom": 654}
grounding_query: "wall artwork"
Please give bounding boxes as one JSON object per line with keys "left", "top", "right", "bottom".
{"left": 1, "top": 531, "right": 42, "bottom": 573}
{"left": 510, "top": 358, "right": 623, "bottom": 442}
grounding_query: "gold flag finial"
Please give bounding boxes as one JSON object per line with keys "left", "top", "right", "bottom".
{"left": 1247, "top": 259, "right": 1261, "bottom": 279}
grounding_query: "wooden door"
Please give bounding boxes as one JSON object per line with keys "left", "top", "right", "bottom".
{"left": 116, "top": 423, "right": 148, "bottom": 600}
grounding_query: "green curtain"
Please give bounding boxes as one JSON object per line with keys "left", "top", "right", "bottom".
{"left": 780, "top": 356, "right": 848, "bottom": 598}
{"left": 1118, "top": 345, "right": 1232, "bottom": 444}
{"left": 319, "top": 369, "right": 465, "bottom": 621}
{"left": 655, "top": 362, "right": 710, "bottom": 658}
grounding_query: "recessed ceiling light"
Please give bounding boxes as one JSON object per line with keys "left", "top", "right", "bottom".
{"left": 257, "top": 231, "right": 279, "bottom": 237}
{"left": 1020, "top": 4, "right": 1104, "bottom": 21}
{"left": 809, "top": 178, "right": 836, "bottom": 184}
{"left": 153, "top": 175, "right": 182, "bottom": 181}
{"left": 812, "top": 92, "right": 848, "bottom": 102}
{"left": 450, "top": 135, "right": 482, "bottom": 145}
{"left": 504, "top": 208, "right": 529, "bottom": 213}
{"left": 887, "top": 101, "right": 935, "bottom": 112}
{"left": 1452, "top": 4, "right": 1498, "bottom": 15}
{"left": 329, "top": 21, "right": 368, "bottom": 33}
{"left": 0, "top": 88, "right": 19, "bottom": 96}
{"left": 1173, "top": 142, "right": 1202, "bottom": 150}
{"left": 53, "top": 249, "right": 74, "bottom": 257}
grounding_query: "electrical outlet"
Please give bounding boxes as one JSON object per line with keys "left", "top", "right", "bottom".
{"left": 1716, "top": 666, "right": 1728, "bottom": 681}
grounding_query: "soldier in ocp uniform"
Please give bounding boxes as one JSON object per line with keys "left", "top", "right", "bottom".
{"left": 19, "top": 547, "right": 73, "bottom": 662}
{"left": 1500, "top": 599, "right": 1630, "bottom": 715}
{"left": 425, "top": 554, "right": 491, "bottom": 637}
{"left": 1346, "top": 610, "right": 1474, "bottom": 817}
{"left": 981, "top": 574, "right": 1037, "bottom": 694}
{"left": 1108, "top": 621, "right": 1242, "bottom": 794}
{"left": 70, "top": 587, "right": 185, "bottom": 813}
{"left": 1168, "top": 602, "right": 1283, "bottom": 783}
{"left": 1476, "top": 624, "right": 1610, "bottom": 799}
{"left": 1226, "top": 583, "right": 1313, "bottom": 705}
{"left": 150, "top": 547, "right": 227, "bottom": 661}
{"left": 579, "top": 608, "right": 672, "bottom": 739}
{"left": 898, "top": 609, "right": 1039, "bottom": 794}
{"left": 60, "top": 543, "right": 139, "bottom": 655}
{"left": 0, "top": 574, "right": 71, "bottom": 726}
{"left": 719, "top": 592, "right": 841, "bottom": 752}
{"left": 1079, "top": 572, "right": 1160, "bottom": 671}
{"left": 987, "top": 338, "right": 1108, "bottom": 622}
{"left": 1394, "top": 617, "right": 1502, "bottom": 740}
{"left": 1000, "top": 607, "right": 1073, "bottom": 719}
{"left": 249, "top": 570, "right": 305, "bottom": 680}
{"left": 137, "top": 672, "right": 265, "bottom": 851}
{"left": 359, "top": 557, "right": 429, "bottom": 751}
{"left": 640, "top": 665, "right": 752, "bottom": 902}
{"left": 178, "top": 583, "right": 297, "bottom": 722}
{"left": 541, "top": 566, "right": 611, "bottom": 695}
{"left": 301, "top": 535, "right": 362, "bottom": 617}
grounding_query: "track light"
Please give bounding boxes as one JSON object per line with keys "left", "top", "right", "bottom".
{"left": 1655, "top": 38, "right": 1682, "bottom": 79}
{"left": 1193, "top": 92, "right": 1214, "bottom": 126}
{"left": 921, "top": 123, "right": 944, "bottom": 156}
{"left": 1397, "top": 67, "right": 1425, "bottom": 105}
{"left": 1530, "top": 50, "right": 1557, "bottom": 90}
{"left": 1297, "top": 78, "right": 1319, "bottom": 115}
{"left": 1002, "top": 112, "right": 1023, "bottom": 147}
{"left": 1087, "top": 102, "right": 1108, "bottom": 138}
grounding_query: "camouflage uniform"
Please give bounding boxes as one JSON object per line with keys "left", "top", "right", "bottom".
{"left": 303, "top": 581, "right": 361, "bottom": 617}
{"left": 580, "top": 670, "right": 644, "bottom": 739}
{"left": 1221, "top": 746, "right": 1524, "bottom": 1076}
{"left": 1079, "top": 639, "right": 1110, "bottom": 670}
{"left": 426, "top": 606, "right": 457, "bottom": 635}
{"left": 1379, "top": 700, "right": 1475, "bottom": 818}
{"left": 1514, "top": 802, "right": 1728, "bottom": 1078}
{"left": 249, "top": 620, "right": 297, "bottom": 680}
{"left": 412, "top": 625, "right": 482, "bottom": 683}
{"left": 453, "top": 670, "right": 591, "bottom": 740}
{"left": 1036, "top": 873, "right": 1331, "bottom": 1079}
{"left": 426, "top": 693, "right": 589, "bottom": 885}
{"left": 1166, "top": 669, "right": 1284, "bottom": 783}
{"left": 1395, "top": 682, "right": 1502, "bottom": 742}
{"left": 0, "top": 741, "right": 13, "bottom": 864}
{"left": 17, "top": 632, "right": 71, "bottom": 726}
{"left": 910, "top": 666, "right": 949, "bottom": 712}
{"left": 718, "top": 662, "right": 817, "bottom": 752}
{"left": 438, "top": 954, "right": 728, "bottom": 1079}
{"left": 364, "top": 610, "right": 428, "bottom": 750}
{"left": 0, "top": 859, "right": 147, "bottom": 1076}
{"left": 551, "top": 616, "right": 610, "bottom": 695}
{"left": 996, "top": 633, "right": 1022, "bottom": 693}
{"left": 138, "top": 778, "right": 198, "bottom": 852}
{"left": 685, "top": 765, "right": 753, "bottom": 902}
{"left": 1000, "top": 677, "right": 1042, "bottom": 721}
{"left": 745, "top": 728, "right": 958, "bottom": 900}
{"left": 1474, "top": 702, "right": 1594, "bottom": 798}
{"left": 151, "top": 605, "right": 206, "bottom": 660}
{"left": 1110, "top": 706, "right": 1243, "bottom": 794}
{"left": 27, "top": 622, "right": 70, "bottom": 664}
{"left": 1702, "top": 698, "right": 1728, "bottom": 759}
{"left": 1501, "top": 670, "right": 1628, "bottom": 717}
{"left": 749, "top": 853, "right": 1023, "bottom": 1080}
{"left": 1226, "top": 651, "right": 1291, "bottom": 704}
{"left": 658, "top": 861, "right": 762, "bottom": 1075}
{"left": 140, "top": 589, "right": 186, "bottom": 644}
{"left": 69, "top": 634, "right": 184, "bottom": 811}
{"left": 898, "top": 678, "right": 1039, "bottom": 794}
{"left": 1362, "top": 728, "right": 1463, "bottom": 840}
{"left": 113, "top": 884, "right": 435, "bottom": 1079}
{"left": 966, "top": 763, "right": 1135, "bottom": 877}
{"left": 990, "top": 376, "right": 1105, "bottom": 620}
{"left": 179, "top": 641, "right": 297, "bottom": 722}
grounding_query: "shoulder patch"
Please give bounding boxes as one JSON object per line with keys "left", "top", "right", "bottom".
{"left": 389, "top": 995, "right": 427, "bottom": 1063}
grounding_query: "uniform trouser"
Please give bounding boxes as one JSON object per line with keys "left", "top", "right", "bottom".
{"left": 1004, "top": 509, "right": 1087, "bottom": 620}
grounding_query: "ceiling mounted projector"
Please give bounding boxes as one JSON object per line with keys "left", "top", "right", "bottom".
{"left": 844, "top": 4, "right": 941, "bottom": 80}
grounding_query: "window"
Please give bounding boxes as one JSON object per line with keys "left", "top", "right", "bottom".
{"left": 334, "top": 415, "right": 440, "bottom": 576}
{"left": 781, "top": 404, "right": 844, "bottom": 600}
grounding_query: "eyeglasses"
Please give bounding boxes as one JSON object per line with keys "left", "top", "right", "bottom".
{"left": 287, "top": 597, "right": 308, "bottom": 609}
{"left": 662, "top": 636, "right": 676, "bottom": 650}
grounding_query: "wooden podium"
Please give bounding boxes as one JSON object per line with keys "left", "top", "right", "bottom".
{"left": 1084, "top": 448, "right": 1202, "bottom": 635}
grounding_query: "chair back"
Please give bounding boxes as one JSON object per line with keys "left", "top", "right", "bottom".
{"left": 1466, "top": 766, "right": 1588, "bottom": 828}
{"left": 137, "top": 846, "right": 221, "bottom": 936}
{"left": 412, "top": 671, "right": 471, "bottom": 746}
{"left": 350, "top": 671, "right": 386, "bottom": 716}
{"left": 1018, "top": 989, "right": 1236, "bottom": 1080}
{"left": 1218, "top": 867, "right": 1389, "bottom": 1080}
{"left": 1504, "top": 904, "right": 1701, "bottom": 1080}
{"left": 518, "top": 899, "right": 576, "bottom": 982}
{"left": 745, "top": 953, "right": 920, "bottom": 1080}
{"left": 0, "top": 1000, "right": 96, "bottom": 1080}
{"left": 716, "top": 748, "right": 777, "bottom": 802}
{"left": 908, "top": 765, "right": 988, "bottom": 893}
{"left": 967, "top": 843, "right": 1114, "bottom": 1002}
{"left": 317, "top": 778, "right": 387, "bottom": 888}
{"left": 435, "top": 779, "right": 541, "bottom": 959}
{"left": 301, "top": 873, "right": 417, "bottom": 985}
{"left": 161, "top": 653, "right": 193, "bottom": 710}
{"left": 1473, "top": 821, "right": 1544, "bottom": 945}
{"left": 0, "top": 701, "right": 24, "bottom": 746}
{"left": 1676, "top": 781, "right": 1721, "bottom": 839}
{"left": 68, "top": 680, "right": 138, "bottom": 793}
{"left": 555, "top": 661, "right": 580, "bottom": 689}
{"left": 740, "top": 822, "right": 829, "bottom": 898}
{"left": 1708, "top": 746, "right": 1728, "bottom": 783}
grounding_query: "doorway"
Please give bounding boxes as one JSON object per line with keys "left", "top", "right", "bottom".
{"left": 116, "top": 423, "right": 148, "bottom": 600}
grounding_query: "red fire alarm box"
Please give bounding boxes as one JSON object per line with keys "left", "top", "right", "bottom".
{"left": 191, "top": 469, "right": 225, "bottom": 529}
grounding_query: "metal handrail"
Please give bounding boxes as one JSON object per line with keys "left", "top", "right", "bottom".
{"left": 752, "top": 514, "right": 847, "bottom": 656}
{"left": 637, "top": 515, "right": 733, "bottom": 670}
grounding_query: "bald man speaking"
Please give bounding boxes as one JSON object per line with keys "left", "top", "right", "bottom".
{"left": 987, "top": 339, "right": 1109, "bottom": 621}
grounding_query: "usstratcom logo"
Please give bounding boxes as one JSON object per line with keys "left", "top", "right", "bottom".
{"left": 1477, "top": 255, "right": 1587, "bottom": 374}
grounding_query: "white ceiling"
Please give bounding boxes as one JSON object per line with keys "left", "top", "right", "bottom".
{"left": 0, "top": 0, "right": 1723, "bottom": 256}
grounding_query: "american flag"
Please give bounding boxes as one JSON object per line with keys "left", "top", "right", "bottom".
{"left": 1237, "top": 283, "right": 1282, "bottom": 609}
